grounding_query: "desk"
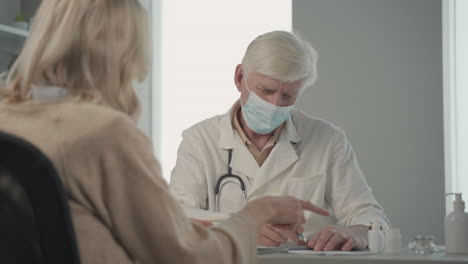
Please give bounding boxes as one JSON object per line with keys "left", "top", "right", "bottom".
{"left": 258, "top": 251, "right": 468, "bottom": 264}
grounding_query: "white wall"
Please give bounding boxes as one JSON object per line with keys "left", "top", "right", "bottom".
{"left": 453, "top": 0, "right": 468, "bottom": 201}
{"left": 293, "top": 0, "right": 445, "bottom": 244}
{"left": 444, "top": 0, "right": 468, "bottom": 212}
{"left": 157, "top": 0, "right": 292, "bottom": 182}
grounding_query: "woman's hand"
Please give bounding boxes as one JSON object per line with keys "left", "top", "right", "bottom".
{"left": 243, "top": 196, "right": 329, "bottom": 234}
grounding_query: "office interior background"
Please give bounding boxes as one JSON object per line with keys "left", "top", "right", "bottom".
{"left": 0, "top": 0, "right": 467, "bottom": 245}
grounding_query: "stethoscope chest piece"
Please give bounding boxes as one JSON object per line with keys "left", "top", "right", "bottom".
{"left": 214, "top": 149, "right": 247, "bottom": 212}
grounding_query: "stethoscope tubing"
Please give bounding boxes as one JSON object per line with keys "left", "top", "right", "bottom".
{"left": 214, "top": 149, "right": 247, "bottom": 212}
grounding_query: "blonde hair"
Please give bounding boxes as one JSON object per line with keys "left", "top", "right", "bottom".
{"left": 2, "top": 0, "right": 149, "bottom": 119}
{"left": 241, "top": 31, "right": 318, "bottom": 93}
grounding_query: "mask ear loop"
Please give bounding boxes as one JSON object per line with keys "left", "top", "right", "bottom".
{"left": 242, "top": 78, "right": 255, "bottom": 108}
{"left": 243, "top": 78, "right": 251, "bottom": 94}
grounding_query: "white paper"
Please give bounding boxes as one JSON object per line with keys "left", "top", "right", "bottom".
{"left": 289, "top": 249, "right": 374, "bottom": 256}
{"left": 183, "top": 207, "right": 230, "bottom": 222}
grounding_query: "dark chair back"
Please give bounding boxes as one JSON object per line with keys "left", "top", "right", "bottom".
{"left": 0, "top": 131, "right": 81, "bottom": 264}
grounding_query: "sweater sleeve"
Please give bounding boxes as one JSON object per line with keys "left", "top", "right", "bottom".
{"left": 64, "top": 114, "right": 257, "bottom": 264}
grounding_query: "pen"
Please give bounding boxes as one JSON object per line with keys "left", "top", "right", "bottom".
{"left": 297, "top": 232, "right": 305, "bottom": 241}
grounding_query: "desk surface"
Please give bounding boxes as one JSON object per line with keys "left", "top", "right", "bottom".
{"left": 258, "top": 251, "right": 468, "bottom": 264}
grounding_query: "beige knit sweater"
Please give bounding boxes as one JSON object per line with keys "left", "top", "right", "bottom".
{"left": 0, "top": 100, "right": 257, "bottom": 264}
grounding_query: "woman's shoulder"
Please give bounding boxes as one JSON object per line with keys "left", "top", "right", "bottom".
{"left": 51, "top": 102, "right": 153, "bottom": 166}
{"left": 59, "top": 101, "right": 131, "bottom": 123}
{"left": 0, "top": 100, "right": 148, "bottom": 167}
{"left": 1, "top": 100, "right": 134, "bottom": 131}
{"left": 57, "top": 101, "right": 143, "bottom": 140}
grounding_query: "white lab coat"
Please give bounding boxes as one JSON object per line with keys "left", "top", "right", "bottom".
{"left": 170, "top": 103, "right": 390, "bottom": 237}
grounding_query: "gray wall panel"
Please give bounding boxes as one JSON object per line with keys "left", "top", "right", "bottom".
{"left": 293, "top": 0, "right": 444, "bottom": 244}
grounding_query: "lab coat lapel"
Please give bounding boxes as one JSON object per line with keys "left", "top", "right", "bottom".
{"left": 218, "top": 105, "right": 260, "bottom": 180}
{"left": 230, "top": 138, "right": 260, "bottom": 180}
{"left": 248, "top": 115, "right": 302, "bottom": 197}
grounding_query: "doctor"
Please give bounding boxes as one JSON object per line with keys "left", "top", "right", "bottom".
{"left": 170, "top": 31, "right": 390, "bottom": 251}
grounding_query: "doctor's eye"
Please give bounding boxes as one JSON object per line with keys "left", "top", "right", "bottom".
{"left": 282, "top": 93, "right": 296, "bottom": 102}
{"left": 261, "top": 89, "right": 276, "bottom": 95}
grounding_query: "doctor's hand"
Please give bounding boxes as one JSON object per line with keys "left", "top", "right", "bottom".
{"left": 307, "top": 225, "right": 368, "bottom": 251}
{"left": 257, "top": 224, "right": 306, "bottom": 246}
{"left": 242, "top": 196, "right": 329, "bottom": 238}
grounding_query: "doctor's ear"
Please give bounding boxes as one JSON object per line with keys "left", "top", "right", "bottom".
{"left": 234, "top": 64, "right": 243, "bottom": 91}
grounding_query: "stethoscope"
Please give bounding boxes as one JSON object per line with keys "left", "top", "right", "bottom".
{"left": 214, "top": 149, "right": 247, "bottom": 212}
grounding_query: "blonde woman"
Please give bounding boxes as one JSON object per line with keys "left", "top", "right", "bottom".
{"left": 0, "top": 0, "right": 329, "bottom": 263}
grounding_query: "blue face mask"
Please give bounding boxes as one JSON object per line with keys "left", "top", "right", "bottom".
{"left": 241, "top": 81, "right": 294, "bottom": 134}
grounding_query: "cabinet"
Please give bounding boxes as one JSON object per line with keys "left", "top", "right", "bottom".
{"left": 0, "top": 0, "right": 40, "bottom": 72}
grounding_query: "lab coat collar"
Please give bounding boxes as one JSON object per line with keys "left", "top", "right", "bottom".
{"left": 247, "top": 128, "right": 300, "bottom": 196}
{"left": 218, "top": 103, "right": 237, "bottom": 149}
{"left": 218, "top": 101, "right": 303, "bottom": 194}
{"left": 218, "top": 101, "right": 302, "bottom": 150}
{"left": 284, "top": 111, "right": 303, "bottom": 144}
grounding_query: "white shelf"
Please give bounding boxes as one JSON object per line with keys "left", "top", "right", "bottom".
{"left": 0, "top": 24, "right": 28, "bottom": 37}
{"left": 0, "top": 24, "right": 28, "bottom": 55}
